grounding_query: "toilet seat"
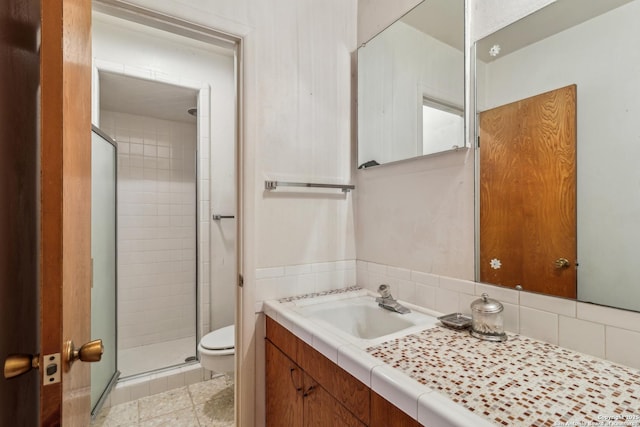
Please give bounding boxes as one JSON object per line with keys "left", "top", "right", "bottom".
{"left": 200, "top": 325, "right": 234, "bottom": 351}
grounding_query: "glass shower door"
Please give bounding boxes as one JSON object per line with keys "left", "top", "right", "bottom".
{"left": 91, "top": 127, "right": 119, "bottom": 416}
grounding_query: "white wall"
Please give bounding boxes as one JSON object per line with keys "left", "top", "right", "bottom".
{"left": 101, "top": 111, "right": 197, "bottom": 350}
{"left": 357, "top": 21, "right": 464, "bottom": 165}
{"left": 355, "top": 0, "right": 472, "bottom": 280}
{"left": 478, "top": 1, "right": 640, "bottom": 312}
{"left": 93, "top": 12, "right": 237, "bottom": 335}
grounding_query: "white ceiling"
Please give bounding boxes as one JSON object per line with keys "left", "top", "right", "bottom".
{"left": 99, "top": 72, "right": 198, "bottom": 123}
{"left": 394, "top": 0, "right": 632, "bottom": 61}
{"left": 401, "top": 0, "right": 464, "bottom": 52}
{"left": 476, "top": 0, "right": 633, "bottom": 62}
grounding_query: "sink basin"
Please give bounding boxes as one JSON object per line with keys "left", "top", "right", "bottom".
{"left": 292, "top": 295, "right": 438, "bottom": 341}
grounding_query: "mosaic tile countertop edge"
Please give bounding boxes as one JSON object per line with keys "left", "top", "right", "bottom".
{"left": 367, "top": 326, "right": 640, "bottom": 427}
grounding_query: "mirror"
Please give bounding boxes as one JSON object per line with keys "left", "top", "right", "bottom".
{"left": 357, "top": 0, "right": 464, "bottom": 168}
{"left": 475, "top": 0, "right": 640, "bottom": 312}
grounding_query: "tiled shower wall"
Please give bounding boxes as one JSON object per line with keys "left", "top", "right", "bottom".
{"left": 100, "top": 110, "right": 197, "bottom": 350}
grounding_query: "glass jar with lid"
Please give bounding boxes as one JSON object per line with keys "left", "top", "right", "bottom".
{"left": 470, "top": 293, "right": 507, "bottom": 342}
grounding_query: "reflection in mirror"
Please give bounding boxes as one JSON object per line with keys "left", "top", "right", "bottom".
{"left": 357, "top": 0, "right": 464, "bottom": 168}
{"left": 475, "top": 0, "right": 640, "bottom": 311}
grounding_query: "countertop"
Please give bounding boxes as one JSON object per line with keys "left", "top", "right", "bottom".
{"left": 264, "top": 287, "right": 640, "bottom": 427}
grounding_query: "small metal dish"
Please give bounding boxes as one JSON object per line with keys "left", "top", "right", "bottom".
{"left": 437, "top": 313, "right": 472, "bottom": 330}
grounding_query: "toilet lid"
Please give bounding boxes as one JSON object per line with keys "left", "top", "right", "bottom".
{"left": 201, "top": 325, "right": 235, "bottom": 350}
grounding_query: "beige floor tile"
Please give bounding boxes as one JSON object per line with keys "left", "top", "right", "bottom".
{"left": 187, "top": 377, "right": 228, "bottom": 405}
{"left": 138, "top": 386, "right": 192, "bottom": 420}
{"left": 138, "top": 407, "right": 199, "bottom": 427}
{"left": 193, "top": 384, "right": 234, "bottom": 427}
{"left": 92, "top": 400, "right": 139, "bottom": 427}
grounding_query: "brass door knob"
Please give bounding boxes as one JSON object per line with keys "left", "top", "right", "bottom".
{"left": 554, "top": 258, "right": 570, "bottom": 269}
{"left": 3, "top": 354, "right": 39, "bottom": 379}
{"left": 64, "top": 339, "right": 103, "bottom": 369}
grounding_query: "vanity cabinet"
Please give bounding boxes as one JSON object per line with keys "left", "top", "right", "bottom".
{"left": 266, "top": 340, "right": 365, "bottom": 427}
{"left": 265, "top": 340, "right": 304, "bottom": 426}
{"left": 266, "top": 316, "right": 422, "bottom": 427}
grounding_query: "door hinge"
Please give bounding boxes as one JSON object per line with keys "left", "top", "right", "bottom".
{"left": 238, "top": 274, "right": 244, "bottom": 287}
{"left": 477, "top": 136, "right": 480, "bottom": 147}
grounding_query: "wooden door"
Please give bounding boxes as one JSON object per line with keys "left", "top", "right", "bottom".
{"left": 41, "top": 0, "right": 93, "bottom": 425}
{"left": 1, "top": 0, "right": 92, "bottom": 425}
{"left": 266, "top": 341, "right": 304, "bottom": 427}
{"left": 479, "top": 85, "right": 577, "bottom": 298}
{"left": 0, "top": 0, "right": 41, "bottom": 425}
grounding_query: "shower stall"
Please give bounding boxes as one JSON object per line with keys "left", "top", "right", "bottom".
{"left": 98, "top": 72, "right": 201, "bottom": 377}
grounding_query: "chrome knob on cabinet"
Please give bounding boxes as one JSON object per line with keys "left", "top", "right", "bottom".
{"left": 554, "top": 258, "right": 570, "bottom": 269}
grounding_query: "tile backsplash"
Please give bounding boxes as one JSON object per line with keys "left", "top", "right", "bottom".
{"left": 254, "top": 260, "right": 357, "bottom": 312}
{"left": 254, "top": 258, "right": 640, "bottom": 370}
{"left": 357, "top": 260, "right": 640, "bottom": 370}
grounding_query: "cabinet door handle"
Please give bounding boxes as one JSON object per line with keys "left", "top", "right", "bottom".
{"left": 289, "top": 367, "right": 302, "bottom": 392}
{"left": 303, "top": 384, "right": 315, "bottom": 397}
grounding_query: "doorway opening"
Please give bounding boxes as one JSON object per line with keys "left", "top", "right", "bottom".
{"left": 90, "top": 2, "right": 241, "bottom": 420}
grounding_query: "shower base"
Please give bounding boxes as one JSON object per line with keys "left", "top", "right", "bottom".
{"left": 119, "top": 336, "right": 196, "bottom": 378}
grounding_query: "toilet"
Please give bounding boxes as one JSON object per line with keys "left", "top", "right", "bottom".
{"left": 198, "top": 324, "right": 235, "bottom": 374}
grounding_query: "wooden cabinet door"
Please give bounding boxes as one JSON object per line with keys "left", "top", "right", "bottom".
{"left": 479, "top": 84, "right": 577, "bottom": 298}
{"left": 370, "top": 391, "right": 421, "bottom": 427}
{"left": 303, "top": 374, "right": 366, "bottom": 427}
{"left": 266, "top": 341, "right": 303, "bottom": 427}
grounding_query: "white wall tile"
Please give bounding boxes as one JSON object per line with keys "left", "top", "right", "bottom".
{"left": 519, "top": 292, "right": 576, "bottom": 317}
{"left": 387, "top": 266, "right": 411, "bottom": 280}
{"left": 255, "top": 267, "right": 285, "bottom": 279}
{"left": 128, "top": 381, "right": 150, "bottom": 400}
{"left": 415, "top": 284, "right": 437, "bottom": 310}
{"left": 439, "top": 276, "right": 474, "bottom": 295}
{"left": 396, "top": 279, "right": 416, "bottom": 303}
{"left": 311, "top": 262, "right": 338, "bottom": 273}
{"left": 558, "top": 316, "right": 605, "bottom": 359}
{"left": 519, "top": 306, "right": 558, "bottom": 345}
{"left": 475, "top": 283, "right": 519, "bottom": 305}
{"left": 284, "top": 264, "right": 312, "bottom": 276}
{"left": 435, "top": 288, "right": 458, "bottom": 315}
{"left": 577, "top": 302, "right": 640, "bottom": 334}
{"left": 148, "top": 376, "right": 169, "bottom": 396}
{"left": 605, "top": 327, "right": 640, "bottom": 370}
{"left": 110, "top": 385, "right": 131, "bottom": 406}
{"left": 502, "top": 302, "right": 519, "bottom": 334}
{"left": 367, "top": 262, "right": 387, "bottom": 275}
{"left": 411, "top": 271, "right": 439, "bottom": 287}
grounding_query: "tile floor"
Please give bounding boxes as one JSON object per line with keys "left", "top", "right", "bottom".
{"left": 93, "top": 374, "right": 234, "bottom": 427}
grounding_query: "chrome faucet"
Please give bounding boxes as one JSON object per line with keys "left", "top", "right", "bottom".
{"left": 376, "top": 284, "right": 410, "bottom": 314}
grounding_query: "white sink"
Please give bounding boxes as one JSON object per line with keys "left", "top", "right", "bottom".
{"left": 292, "top": 295, "right": 438, "bottom": 343}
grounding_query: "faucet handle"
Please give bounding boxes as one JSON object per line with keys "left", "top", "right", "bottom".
{"left": 378, "top": 284, "right": 392, "bottom": 298}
